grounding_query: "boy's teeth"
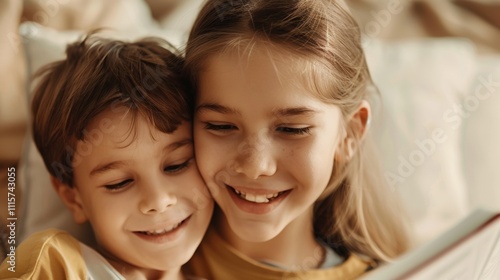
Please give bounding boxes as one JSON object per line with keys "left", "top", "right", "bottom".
{"left": 145, "top": 222, "right": 181, "bottom": 235}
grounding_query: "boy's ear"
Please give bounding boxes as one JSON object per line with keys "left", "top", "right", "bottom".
{"left": 50, "top": 176, "right": 88, "bottom": 224}
{"left": 342, "top": 100, "right": 371, "bottom": 159}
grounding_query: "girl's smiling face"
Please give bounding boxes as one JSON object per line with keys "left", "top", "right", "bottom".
{"left": 194, "top": 45, "right": 346, "bottom": 242}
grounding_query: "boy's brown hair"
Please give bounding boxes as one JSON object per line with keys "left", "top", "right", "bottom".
{"left": 32, "top": 34, "right": 191, "bottom": 186}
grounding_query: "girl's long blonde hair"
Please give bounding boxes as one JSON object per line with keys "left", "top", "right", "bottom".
{"left": 185, "top": 0, "right": 411, "bottom": 262}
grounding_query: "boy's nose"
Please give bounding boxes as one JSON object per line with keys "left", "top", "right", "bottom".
{"left": 139, "top": 180, "right": 177, "bottom": 214}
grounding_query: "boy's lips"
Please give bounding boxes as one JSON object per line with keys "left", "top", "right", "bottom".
{"left": 140, "top": 220, "right": 184, "bottom": 235}
{"left": 132, "top": 216, "right": 191, "bottom": 243}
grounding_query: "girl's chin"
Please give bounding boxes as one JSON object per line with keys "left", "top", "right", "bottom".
{"left": 226, "top": 218, "right": 283, "bottom": 242}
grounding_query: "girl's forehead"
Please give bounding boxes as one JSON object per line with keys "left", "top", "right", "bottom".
{"left": 200, "top": 43, "right": 336, "bottom": 105}
{"left": 217, "top": 40, "right": 311, "bottom": 67}
{"left": 196, "top": 55, "right": 344, "bottom": 120}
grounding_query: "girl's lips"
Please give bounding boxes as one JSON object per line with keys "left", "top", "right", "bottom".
{"left": 225, "top": 184, "right": 291, "bottom": 214}
{"left": 230, "top": 186, "right": 286, "bottom": 203}
{"left": 133, "top": 216, "right": 191, "bottom": 244}
{"left": 228, "top": 185, "right": 287, "bottom": 196}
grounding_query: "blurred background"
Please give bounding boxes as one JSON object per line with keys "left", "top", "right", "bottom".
{"left": 1, "top": 0, "right": 499, "bottom": 258}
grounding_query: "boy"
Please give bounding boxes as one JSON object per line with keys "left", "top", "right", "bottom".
{"left": 0, "top": 34, "right": 213, "bottom": 279}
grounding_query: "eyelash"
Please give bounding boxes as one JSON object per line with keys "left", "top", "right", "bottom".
{"left": 204, "top": 123, "right": 236, "bottom": 131}
{"left": 204, "top": 123, "right": 311, "bottom": 135}
{"left": 164, "top": 159, "right": 192, "bottom": 173}
{"left": 103, "top": 160, "right": 192, "bottom": 191}
{"left": 276, "top": 127, "right": 311, "bottom": 135}
{"left": 104, "top": 179, "right": 133, "bottom": 191}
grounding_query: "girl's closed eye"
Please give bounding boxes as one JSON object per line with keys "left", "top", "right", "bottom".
{"left": 277, "top": 126, "right": 312, "bottom": 136}
{"left": 204, "top": 122, "right": 237, "bottom": 133}
{"left": 104, "top": 179, "right": 133, "bottom": 192}
{"left": 164, "top": 158, "right": 193, "bottom": 174}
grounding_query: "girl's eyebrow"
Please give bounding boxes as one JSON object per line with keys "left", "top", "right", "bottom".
{"left": 196, "top": 103, "right": 240, "bottom": 115}
{"left": 196, "top": 103, "right": 319, "bottom": 117}
{"left": 273, "top": 107, "right": 319, "bottom": 117}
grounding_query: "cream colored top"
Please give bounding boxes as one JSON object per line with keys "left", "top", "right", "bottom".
{"left": 184, "top": 227, "right": 371, "bottom": 280}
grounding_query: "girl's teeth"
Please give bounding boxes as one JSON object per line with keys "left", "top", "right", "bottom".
{"left": 233, "top": 188, "right": 282, "bottom": 204}
{"left": 246, "top": 193, "right": 256, "bottom": 201}
{"left": 255, "top": 195, "right": 268, "bottom": 203}
{"left": 266, "top": 193, "right": 278, "bottom": 199}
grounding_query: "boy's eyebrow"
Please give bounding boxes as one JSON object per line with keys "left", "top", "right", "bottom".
{"left": 166, "top": 138, "right": 193, "bottom": 151}
{"left": 90, "top": 161, "right": 126, "bottom": 177}
{"left": 196, "top": 103, "right": 240, "bottom": 115}
{"left": 89, "top": 138, "right": 193, "bottom": 177}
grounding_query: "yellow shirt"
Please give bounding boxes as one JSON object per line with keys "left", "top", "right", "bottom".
{"left": 1, "top": 229, "right": 203, "bottom": 280}
{"left": 0, "top": 229, "right": 88, "bottom": 279}
{"left": 184, "top": 227, "right": 371, "bottom": 280}
{"left": 0, "top": 229, "right": 128, "bottom": 279}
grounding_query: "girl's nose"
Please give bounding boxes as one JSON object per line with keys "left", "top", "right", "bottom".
{"left": 232, "top": 139, "right": 277, "bottom": 179}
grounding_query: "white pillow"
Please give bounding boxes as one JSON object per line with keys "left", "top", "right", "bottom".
{"left": 18, "top": 23, "right": 86, "bottom": 243}
{"left": 156, "top": 0, "right": 204, "bottom": 48}
{"left": 364, "top": 38, "right": 476, "bottom": 245}
{"left": 462, "top": 55, "right": 500, "bottom": 212}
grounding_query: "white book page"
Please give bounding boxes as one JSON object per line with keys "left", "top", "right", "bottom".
{"left": 478, "top": 226, "right": 500, "bottom": 280}
{"left": 407, "top": 218, "right": 500, "bottom": 280}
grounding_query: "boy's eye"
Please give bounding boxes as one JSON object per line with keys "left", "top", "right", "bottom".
{"left": 204, "top": 123, "right": 237, "bottom": 132}
{"left": 277, "top": 126, "right": 311, "bottom": 135}
{"left": 104, "top": 179, "right": 133, "bottom": 191}
{"left": 164, "top": 159, "right": 192, "bottom": 174}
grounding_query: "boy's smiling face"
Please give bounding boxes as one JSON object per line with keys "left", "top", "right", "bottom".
{"left": 57, "top": 108, "right": 213, "bottom": 272}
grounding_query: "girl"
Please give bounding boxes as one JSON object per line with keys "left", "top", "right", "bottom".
{"left": 183, "top": 0, "right": 411, "bottom": 279}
